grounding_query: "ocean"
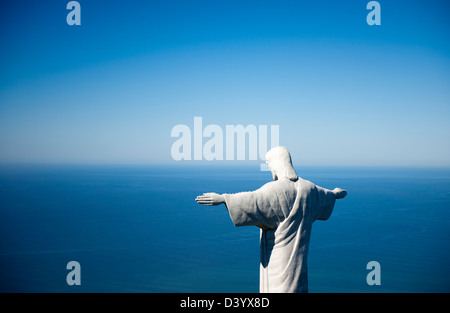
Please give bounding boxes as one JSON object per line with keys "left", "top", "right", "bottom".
{"left": 0, "top": 165, "right": 449, "bottom": 292}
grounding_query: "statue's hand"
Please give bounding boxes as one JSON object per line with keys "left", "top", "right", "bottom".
{"left": 333, "top": 188, "right": 347, "bottom": 199}
{"left": 195, "top": 193, "right": 225, "bottom": 206}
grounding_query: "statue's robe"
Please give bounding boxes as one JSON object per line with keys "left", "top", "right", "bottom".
{"left": 223, "top": 178, "right": 336, "bottom": 293}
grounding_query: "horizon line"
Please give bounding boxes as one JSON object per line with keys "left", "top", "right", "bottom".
{"left": 0, "top": 161, "right": 449, "bottom": 170}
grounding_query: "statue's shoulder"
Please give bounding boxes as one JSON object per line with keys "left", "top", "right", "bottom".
{"left": 296, "top": 178, "right": 316, "bottom": 192}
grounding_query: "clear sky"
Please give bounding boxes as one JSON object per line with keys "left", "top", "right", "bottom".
{"left": 0, "top": 0, "right": 449, "bottom": 166}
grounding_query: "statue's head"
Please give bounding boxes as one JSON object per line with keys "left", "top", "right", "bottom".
{"left": 265, "top": 146, "right": 298, "bottom": 181}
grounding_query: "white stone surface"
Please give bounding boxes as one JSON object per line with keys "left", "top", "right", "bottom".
{"left": 196, "top": 146, "right": 347, "bottom": 293}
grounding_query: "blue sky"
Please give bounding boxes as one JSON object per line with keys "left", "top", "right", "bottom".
{"left": 0, "top": 0, "right": 449, "bottom": 166}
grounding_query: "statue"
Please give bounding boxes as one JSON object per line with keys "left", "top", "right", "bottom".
{"left": 195, "top": 146, "right": 347, "bottom": 293}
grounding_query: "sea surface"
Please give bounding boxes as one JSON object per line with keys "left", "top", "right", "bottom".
{"left": 0, "top": 165, "right": 449, "bottom": 292}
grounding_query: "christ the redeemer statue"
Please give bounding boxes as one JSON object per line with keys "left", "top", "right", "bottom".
{"left": 195, "top": 146, "right": 347, "bottom": 293}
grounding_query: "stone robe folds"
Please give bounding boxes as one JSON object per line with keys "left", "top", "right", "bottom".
{"left": 223, "top": 178, "right": 336, "bottom": 293}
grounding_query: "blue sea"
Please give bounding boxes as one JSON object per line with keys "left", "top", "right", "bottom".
{"left": 0, "top": 165, "right": 449, "bottom": 293}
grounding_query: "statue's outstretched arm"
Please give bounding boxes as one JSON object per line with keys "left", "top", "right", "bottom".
{"left": 195, "top": 193, "right": 225, "bottom": 206}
